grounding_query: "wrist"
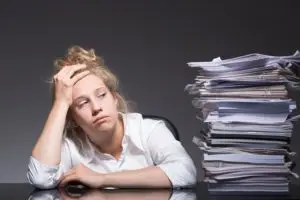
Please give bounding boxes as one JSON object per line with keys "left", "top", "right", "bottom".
{"left": 101, "top": 173, "right": 111, "bottom": 188}
{"left": 53, "top": 100, "right": 70, "bottom": 111}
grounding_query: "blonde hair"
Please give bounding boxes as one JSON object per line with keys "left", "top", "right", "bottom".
{"left": 49, "top": 45, "right": 131, "bottom": 151}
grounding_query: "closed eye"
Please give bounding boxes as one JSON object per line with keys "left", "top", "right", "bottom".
{"left": 77, "top": 100, "right": 89, "bottom": 108}
{"left": 98, "top": 93, "right": 106, "bottom": 98}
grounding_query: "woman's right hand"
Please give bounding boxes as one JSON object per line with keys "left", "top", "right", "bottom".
{"left": 53, "top": 64, "right": 90, "bottom": 107}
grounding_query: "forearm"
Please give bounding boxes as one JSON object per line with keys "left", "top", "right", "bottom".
{"left": 102, "top": 166, "right": 172, "bottom": 188}
{"left": 32, "top": 101, "right": 69, "bottom": 166}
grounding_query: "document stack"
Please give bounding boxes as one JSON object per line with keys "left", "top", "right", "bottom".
{"left": 185, "top": 51, "right": 300, "bottom": 194}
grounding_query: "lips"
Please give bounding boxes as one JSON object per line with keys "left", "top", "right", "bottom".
{"left": 93, "top": 116, "right": 108, "bottom": 125}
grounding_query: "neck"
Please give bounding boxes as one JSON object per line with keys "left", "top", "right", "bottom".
{"left": 92, "top": 115, "right": 124, "bottom": 159}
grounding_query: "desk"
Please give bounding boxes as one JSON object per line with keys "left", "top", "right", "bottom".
{"left": 1, "top": 183, "right": 300, "bottom": 200}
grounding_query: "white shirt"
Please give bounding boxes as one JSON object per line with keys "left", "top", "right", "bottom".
{"left": 27, "top": 113, "right": 197, "bottom": 189}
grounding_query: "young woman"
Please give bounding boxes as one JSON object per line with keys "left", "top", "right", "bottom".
{"left": 27, "top": 46, "right": 197, "bottom": 189}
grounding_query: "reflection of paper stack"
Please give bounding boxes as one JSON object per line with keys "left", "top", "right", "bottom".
{"left": 185, "top": 51, "right": 300, "bottom": 194}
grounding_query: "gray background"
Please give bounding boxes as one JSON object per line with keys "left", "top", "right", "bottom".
{"left": 1, "top": 0, "right": 300, "bottom": 183}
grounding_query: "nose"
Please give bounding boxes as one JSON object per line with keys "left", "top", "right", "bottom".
{"left": 91, "top": 99, "right": 102, "bottom": 116}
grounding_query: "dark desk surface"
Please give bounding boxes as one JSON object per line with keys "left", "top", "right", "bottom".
{"left": 1, "top": 182, "right": 300, "bottom": 200}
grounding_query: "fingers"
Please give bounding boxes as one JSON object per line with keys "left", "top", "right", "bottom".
{"left": 54, "top": 64, "right": 87, "bottom": 81}
{"left": 59, "top": 164, "right": 82, "bottom": 185}
{"left": 58, "top": 168, "right": 76, "bottom": 186}
{"left": 59, "top": 173, "right": 78, "bottom": 187}
{"left": 63, "top": 168, "right": 76, "bottom": 178}
{"left": 65, "top": 64, "right": 87, "bottom": 78}
{"left": 71, "top": 70, "right": 91, "bottom": 85}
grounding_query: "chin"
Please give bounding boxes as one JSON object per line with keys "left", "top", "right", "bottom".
{"left": 96, "top": 121, "right": 113, "bottom": 131}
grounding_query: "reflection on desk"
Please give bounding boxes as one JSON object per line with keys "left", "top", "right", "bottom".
{"left": 1, "top": 182, "right": 300, "bottom": 200}
{"left": 27, "top": 187, "right": 196, "bottom": 200}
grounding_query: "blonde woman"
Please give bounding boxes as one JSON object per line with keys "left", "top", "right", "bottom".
{"left": 27, "top": 46, "right": 197, "bottom": 189}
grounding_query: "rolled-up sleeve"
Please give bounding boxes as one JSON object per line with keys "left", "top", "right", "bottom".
{"left": 27, "top": 189, "right": 60, "bottom": 200}
{"left": 26, "top": 140, "right": 72, "bottom": 189}
{"left": 147, "top": 120, "right": 197, "bottom": 188}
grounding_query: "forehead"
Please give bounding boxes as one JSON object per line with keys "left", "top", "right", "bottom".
{"left": 72, "top": 74, "right": 107, "bottom": 96}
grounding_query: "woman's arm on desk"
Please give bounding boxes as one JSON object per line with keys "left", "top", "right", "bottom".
{"left": 27, "top": 65, "right": 88, "bottom": 189}
{"left": 59, "top": 120, "right": 197, "bottom": 188}
{"left": 146, "top": 120, "right": 197, "bottom": 188}
{"left": 27, "top": 101, "right": 70, "bottom": 189}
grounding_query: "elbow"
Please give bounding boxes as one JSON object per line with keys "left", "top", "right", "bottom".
{"left": 26, "top": 170, "right": 59, "bottom": 189}
{"left": 159, "top": 159, "right": 197, "bottom": 188}
{"left": 26, "top": 156, "right": 61, "bottom": 189}
{"left": 176, "top": 159, "right": 197, "bottom": 187}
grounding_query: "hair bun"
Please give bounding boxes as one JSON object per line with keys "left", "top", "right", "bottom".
{"left": 68, "top": 46, "right": 96, "bottom": 62}
{"left": 54, "top": 45, "right": 105, "bottom": 71}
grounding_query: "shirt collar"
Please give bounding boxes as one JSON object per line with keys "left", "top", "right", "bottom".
{"left": 83, "top": 112, "right": 147, "bottom": 163}
{"left": 83, "top": 112, "right": 130, "bottom": 162}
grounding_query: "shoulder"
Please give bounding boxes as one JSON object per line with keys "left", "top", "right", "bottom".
{"left": 122, "top": 112, "right": 166, "bottom": 140}
{"left": 122, "top": 112, "right": 164, "bottom": 131}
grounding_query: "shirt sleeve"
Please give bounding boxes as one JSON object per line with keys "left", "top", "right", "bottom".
{"left": 146, "top": 120, "right": 197, "bottom": 188}
{"left": 27, "top": 190, "right": 60, "bottom": 200}
{"left": 26, "top": 139, "right": 73, "bottom": 189}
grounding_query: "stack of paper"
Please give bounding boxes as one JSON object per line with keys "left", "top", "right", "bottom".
{"left": 185, "top": 51, "right": 300, "bottom": 194}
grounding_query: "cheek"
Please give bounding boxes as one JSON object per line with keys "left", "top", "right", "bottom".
{"left": 104, "top": 95, "right": 117, "bottom": 110}
{"left": 73, "top": 109, "right": 91, "bottom": 125}
{"left": 112, "top": 96, "right": 118, "bottom": 109}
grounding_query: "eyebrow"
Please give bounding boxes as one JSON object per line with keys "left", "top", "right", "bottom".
{"left": 95, "top": 87, "right": 106, "bottom": 94}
